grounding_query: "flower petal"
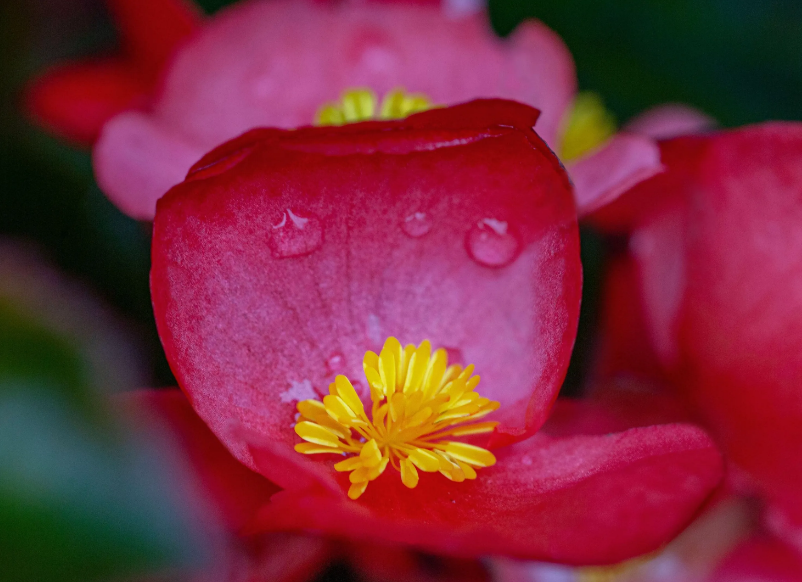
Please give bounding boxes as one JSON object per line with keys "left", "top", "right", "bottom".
{"left": 247, "top": 423, "right": 722, "bottom": 564}
{"left": 94, "top": 111, "right": 205, "bottom": 219}
{"left": 625, "top": 103, "right": 716, "bottom": 140}
{"left": 25, "top": 59, "right": 149, "bottom": 146}
{"left": 151, "top": 101, "right": 581, "bottom": 473}
{"left": 570, "top": 133, "right": 663, "bottom": 217}
{"left": 106, "top": 0, "right": 201, "bottom": 80}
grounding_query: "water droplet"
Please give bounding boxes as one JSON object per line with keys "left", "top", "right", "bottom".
{"left": 401, "top": 211, "right": 432, "bottom": 238}
{"left": 465, "top": 218, "right": 520, "bottom": 267}
{"left": 521, "top": 455, "right": 532, "bottom": 466}
{"left": 269, "top": 209, "right": 323, "bottom": 258}
{"left": 325, "top": 352, "right": 345, "bottom": 374}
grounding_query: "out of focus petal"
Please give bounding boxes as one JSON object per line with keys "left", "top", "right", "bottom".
{"left": 625, "top": 103, "right": 716, "bottom": 140}
{"left": 570, "top": 133, "right": 663, "bottom": 217}
{"left": 94, "top": 110, "right": 204, "bottom": 219}
{"left": 25, "top": 59, "right": 149, "bottom": 146}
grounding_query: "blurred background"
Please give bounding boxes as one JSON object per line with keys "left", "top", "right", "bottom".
{"left": 1, "top": 1, "right": 800, "bottom": 580}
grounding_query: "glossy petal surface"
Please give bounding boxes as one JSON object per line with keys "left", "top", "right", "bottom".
{"left": 151, "top": 101, "right": 581, "bottom": 474}
{"left": 248, "top": 423, "right": 722, "bottom": 563}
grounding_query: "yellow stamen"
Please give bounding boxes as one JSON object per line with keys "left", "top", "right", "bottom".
{"left": 559, "top": 91, "right": 617, "bottom": 162}
{"left": 315, "top": 88, "right": 433, "bottom": 126}
{"left": 294, "top": 338, "right": 499, "bottom": 499}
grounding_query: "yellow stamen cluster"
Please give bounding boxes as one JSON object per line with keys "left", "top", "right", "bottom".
{"left": 315, "top": 88, "right": 433, "bottom": 126}
{"left": 559, "top": 91, "right": 617, "bottom": 162}
{"left": 294, "top": 337, "right": 500, "bottom": 500}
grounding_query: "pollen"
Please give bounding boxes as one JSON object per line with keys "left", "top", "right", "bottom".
{"left": 315, "top": 88, "right": 433, "bottom": 126}
{"left": 294, "top": 337, "right": 500, "bottom": 500}
{"left": 559, "top": 91, "right": 617, "bottom": 162}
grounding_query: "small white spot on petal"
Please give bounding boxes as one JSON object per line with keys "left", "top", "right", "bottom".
{"left": 279, "top": 379, "right": 318, "bottom": 403}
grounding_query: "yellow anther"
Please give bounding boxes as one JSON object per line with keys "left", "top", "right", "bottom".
{"left": 559, "top": 91, "right": 617, "bottom": 162}
{"left": 315, "top": 88, "right": 434, "bottom": 126}
{"left": 294, "top": 337, "right": 499, "bottom": 499}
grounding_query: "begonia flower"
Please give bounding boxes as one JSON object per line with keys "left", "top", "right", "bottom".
{"left": 149, "top": 100, "right": 722, "bottom": 564}
{"left": 589, "top": 123, "right": 802, "bottom": 539}
{"left": 26, "top": 0, "right": 665, "bottom": 219}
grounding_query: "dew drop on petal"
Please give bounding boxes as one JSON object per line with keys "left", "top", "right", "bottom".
{"left": 465, "top": 218, "right": 521, "bottom": 268}
{"left": 401, "top": 211, "right": 432, "bottom": 238}
{"left": 269, "top": 209, "right": 323, "bottom": 258}
{"left": 326, "top": 352, "right": 345, "bottom": 374}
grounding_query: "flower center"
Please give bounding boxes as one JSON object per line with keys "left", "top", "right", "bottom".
{"left": 315, "top": 88, "right": 433, "bottom": 126}
{"left": 559, "top": 91, "right": 617, "bottom": 161}
{"left": 294, "top": 337, "right": 499, "bottom": 500}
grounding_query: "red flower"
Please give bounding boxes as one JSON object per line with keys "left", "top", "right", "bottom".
{"left": 150, "top": 100, "right": 722, "bottom": 563}
{"left": 590, "top": 123, "right": 802, "bottom": 539}
{"left": 27, "top": 0, "right": 666, "bottom": 220}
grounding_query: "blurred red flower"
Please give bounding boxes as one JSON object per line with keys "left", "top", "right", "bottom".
{"left": 591, "top": 123, "right": 802, "bottom": 546}
{"left": 149, "top": 100, "right": 722, "bottom": 564}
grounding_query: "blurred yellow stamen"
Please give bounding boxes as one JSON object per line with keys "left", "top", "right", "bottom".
{"left": 294, "top": 337, "right": 499, "bottom": 500}
{"left": 559, "top": 91, "right": 617, "bottom": 162}
{"left": 316, "top": 88, "right": 433, "bottom": 126}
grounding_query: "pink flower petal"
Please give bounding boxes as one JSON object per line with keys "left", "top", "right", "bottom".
{"left": 570, "top": 133, "right": 663, "bottom": 216}
{"left": 625, "top": 103, "right": 716, "bottom": 140}
{"left": 94, "top": 111, "right": 205, "bottom": 219}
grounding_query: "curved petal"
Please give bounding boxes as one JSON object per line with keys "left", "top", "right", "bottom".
{"left": 570, "top": 133, "right": 663, "bottom": 217}
{"left": 625, "top": 104, "right": 716, "bottom": 140}
{"left": 246, "top": 423, "right": 722, "bottom": 564}
{"left": 151, "top": 101, "right": 581, "bottom": 473}
{"left": 121, "top": 389, "right": 279, "bottom": 533}
{"left": 94, "top": 111, "right": 205, "bottom": 219}
{"left": 25, "top": 59, "right": 149, "bottom": 146}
